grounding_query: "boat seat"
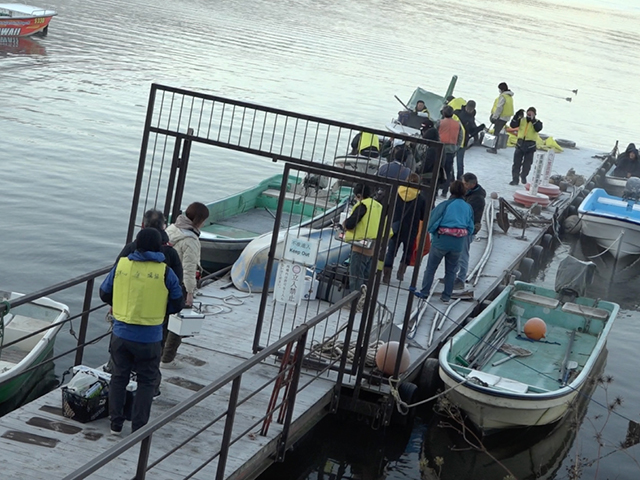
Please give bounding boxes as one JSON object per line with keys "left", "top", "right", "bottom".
{"left": 3, "top": 315, "right": 50, "bottom": 351}
{"left": 511, "top": 291, "right": 560, "bottom": 309}
{"left": 561, "top": 302, "right": 609, "bottom": 320}
{"left": 597, "top": 196, "right": 640, "bottom": 211}
{"left": 261, "top": 189, "right": 302, "bottom": 202}
{"left": 467, "top": 370, "right": 529, "bottom": 394}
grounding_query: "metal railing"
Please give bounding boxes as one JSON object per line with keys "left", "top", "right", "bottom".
{"left": 62, "top": 291, "right": 361, "bottom": 480}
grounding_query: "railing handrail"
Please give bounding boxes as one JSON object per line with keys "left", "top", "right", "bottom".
{"left": 0, "top": 265, "right": 112, "bottom": 313}
{"left": 62, "top": 291, "right": 360, "bottom": 480}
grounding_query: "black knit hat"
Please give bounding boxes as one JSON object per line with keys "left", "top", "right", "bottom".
{"left": 136, "top": 228, "right": 162, "bottom": 253}
{"left": 527, "top": 106, "right": 537, "bottom": 114}
{"left": 498, "top": 82, "right": 509, "bottom": 91}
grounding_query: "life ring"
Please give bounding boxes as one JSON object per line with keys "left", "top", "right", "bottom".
{"left": 525, "top": 183, "right": 561, "bottom": 198}
{"left": 556, "top": 138, "right": 576, "bottom": 148}
{"left": 514, "top": 190, "right": 551, "bottom": 207}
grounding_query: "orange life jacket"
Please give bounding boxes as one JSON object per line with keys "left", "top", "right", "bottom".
{"left": 438, "top": 118, "right": 460, "bottom": 145}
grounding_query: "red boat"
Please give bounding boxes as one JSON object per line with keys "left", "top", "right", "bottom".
{"left": 0, "top": 3, "right": 57, "bottom": 37}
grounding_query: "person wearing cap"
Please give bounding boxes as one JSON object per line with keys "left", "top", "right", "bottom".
{"left": 414, "top": 119, "right": 442, "bottom": 185}
{"left": 487, "top": 82, "right": 515, "bottom": 154}
{"left": 100, "top": 228, "right": 183, "bottom": 435}
{"left": 509, "top": 107, "right": 543, "bottom": 185}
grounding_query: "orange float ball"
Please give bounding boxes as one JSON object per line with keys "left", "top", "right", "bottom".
{"left": 375, "top": 341, "right": 411, "bottom": 375}
{"left": 524, "top": 317, "right": 547, "bottom": 340}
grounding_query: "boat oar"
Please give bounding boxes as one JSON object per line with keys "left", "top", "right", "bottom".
{"left": 562, "top": 361, "right": 579, "bottom": 385}
{"left": 491, "top": 343, "right": 532, "bottom": 366}
{"left": 394, "top": 95, "right": 411, "bottom": 111}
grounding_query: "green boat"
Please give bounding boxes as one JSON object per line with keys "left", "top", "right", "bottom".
{"left": 198, "top": 174, "right": 352, "bottom": 272}
{"left": 0, "top": 291, "right": 69, "bottom": 413}
{"left": 438, "top": 280, "right": 618, "bottom": 433}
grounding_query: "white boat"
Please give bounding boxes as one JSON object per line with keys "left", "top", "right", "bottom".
{"left": 578, "top": 187, "right": 640, "bottom": 258}
{"left": 438, "top": 281, "right": 618, "bottom": 433}
{"left": 0, "top": 291, "right": 69, "bottom": 409}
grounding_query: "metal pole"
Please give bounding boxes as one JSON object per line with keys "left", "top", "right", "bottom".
{"left": 127, "top": 85, "right": 158, "bottom": 244}
{"left": 135, "top": 434, "right": 153, "bottom": 480}
{"left": 332, "top": 293, "right": 359, "bottom": 412}
{"left": 215, "top": 376, "right": 242, "bottom": 480}
{"left": 253, "top": 164, "right": 291, "bottom": 353}
{"left": 163, "top": 137, "right": 183, "bottom": 222}
{"left": 171, "top": 128, "right": 194, "bottom": 224}
{"left": 276, "top": 332, "right": 307, "bottom": 462}
{"left": 74, "top": 278, "right": 95, "bottom": 366}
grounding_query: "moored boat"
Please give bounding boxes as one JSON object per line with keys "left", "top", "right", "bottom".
{"left": 578, "top": 187, "right": 640, "bottom": 258}
{"left": 0, "top": 4, "right": 57, "bottom": 37}
{"left": 198, "top": 174, "right": 352, "bottom": 271}
{"left": 438, "top": 280, "right": 618, "bottom": 433}
{"left": 0, "top": 291, "right": 69, "bottom": 410}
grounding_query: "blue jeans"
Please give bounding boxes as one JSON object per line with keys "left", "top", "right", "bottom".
{"left": 456, "top": 147, "right": 466, "bottom": 180}
{"left": 456, "top": 234, "right": 474, "bottom": 283}
{"left": 349, "top": 251, "right": 372, "bottom": 293}
{"left": 109, "top": 334, "right": 162, "bottom": 432}
{"left": 420, "top": 246, "right": 461, "bottom": 300}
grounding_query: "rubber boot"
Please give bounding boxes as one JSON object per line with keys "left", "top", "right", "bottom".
{"left": 397, "top": 263, "right": 408, "bottom": 281}
{"left": 382, "top": 267, "right": 392, "bottom": 284}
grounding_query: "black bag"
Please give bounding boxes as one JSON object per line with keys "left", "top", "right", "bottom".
{"left": 317, "top": 263, "right": 350, "bottom": 303}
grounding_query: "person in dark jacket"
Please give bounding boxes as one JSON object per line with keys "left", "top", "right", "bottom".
{"left": 613, "top": 143, "right": 640, "bottom": 178}
{"left": 454, "top": 173, "right": 486, "bottom": 288}
{"left": 509, "top": 107, "right": 543, "bottom": 185}
{"left": 382, "top": 173, "right": 426, "bottom": 283}
{"left": 109, "top": 209, "right": 184, "bottom": 392}
{"left": 453, "top": 100, "right": 485, "bottom": 180}
{"left": 415, "top": 119, "right": 443, "bottom": 186}
{"left": 377, "top": 146, "right": 411, "bottom": 181}
{"left": 415, "top": 181, "right": 474, "bottom": 303}
{"left": 100, "top": 228, "right": 183, "bottom": 435}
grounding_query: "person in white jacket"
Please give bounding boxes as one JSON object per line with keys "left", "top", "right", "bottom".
{"left": 160, "top": 202, "right": 210, "bottom": 369}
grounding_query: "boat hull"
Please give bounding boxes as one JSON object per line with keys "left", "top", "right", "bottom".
{"left": 578, "top": 188, "right": 640, "bottom": 258}
{"left": 0, "top": 16, "right": 54, "bottom": 37}
{"left": 440, "top": 367, "right": 577, "bottom": 431}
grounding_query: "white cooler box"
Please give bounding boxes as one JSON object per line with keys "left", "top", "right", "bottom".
{"left": 168, "top": 309, "right": 205, "bottom": 336}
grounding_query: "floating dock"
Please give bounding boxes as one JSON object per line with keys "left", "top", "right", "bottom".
{"left": 0, "top": 84, "right": 613, "bottom": 479}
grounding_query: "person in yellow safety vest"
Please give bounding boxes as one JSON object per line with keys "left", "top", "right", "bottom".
{"left": 350, "top": 131, "right": 380, "bottom": 158}
{"left": 509, "top": 107, "right": 543, "bottom": 185}
{"left": 414, "top": 100, "right": 431, "bottom": 118}
{"left": 99, "top": 228, "right": 183, "bottom": 434}
{"left": 487, "top": 82, "right": 515, "bottom": 154}
{"left": 342, "top": 183, "right": 383, "bottom": 294}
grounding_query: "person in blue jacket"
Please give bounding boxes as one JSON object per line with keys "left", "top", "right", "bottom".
{"left": 100, "top": 228, "right": 183, "bottom": 435}
{"left": 417, "top": 180, "right": 474, "bottom": 303}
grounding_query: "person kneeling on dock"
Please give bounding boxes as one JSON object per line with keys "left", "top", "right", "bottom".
{"left": 509, "top": 107, "right": 543, "bottom": 185}
{"left": 343, "top": 183, "right": 383, "bottom": 295}
{"left": 100, "top": 228, "right": 183, "bottom": 434}
{"left": 418, "top": 181, "right": 474, "bottom": 304}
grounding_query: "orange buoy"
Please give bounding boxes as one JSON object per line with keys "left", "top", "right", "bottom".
{"left": 375, "top": 341, "right": 411, "bottom": 375}
{"left": 524, "top": 317, "right": 547, "bottom": 340}
{"left": 513, "top": 189, "right": 551, "bottom": 207}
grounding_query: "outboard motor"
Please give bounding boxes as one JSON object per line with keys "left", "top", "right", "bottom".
{"left": 622, "top": 177, "right": 640, "bottom": 201}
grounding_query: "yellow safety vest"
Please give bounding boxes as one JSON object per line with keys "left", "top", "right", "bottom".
{"left": 448, "top": 97, "right": 466, "bottom": 111}
{"left": 491, "top": 92, "right": 514, "bottom": 118}
{"left": 358, "top": 132, "right": 380, "bottom": 153}
{"left": 112, "top": 258, "right": 168, "bottom": 326}
{"left": 344, "top": 197, "right": 382, "bottom": 242}
{"left": 452, "top": 114, "right": 467, "bottom": 147}
{"left": 516, "top": 117, "right": 539, "bottom": 142}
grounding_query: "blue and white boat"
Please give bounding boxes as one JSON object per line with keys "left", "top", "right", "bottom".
{"left": 578, "top": 187, "right": 640, "bottom": 259}
{"left": 230, "top": 227, "right": 351, "bottom": 293}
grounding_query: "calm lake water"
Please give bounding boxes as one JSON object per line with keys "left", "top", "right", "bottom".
{"left": 1, "top": 0, "right": 639, "bottom": 478}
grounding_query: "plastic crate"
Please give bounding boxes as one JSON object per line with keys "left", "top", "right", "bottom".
{"left": 62, "top": 381, "right": 109, "bottom": 423}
